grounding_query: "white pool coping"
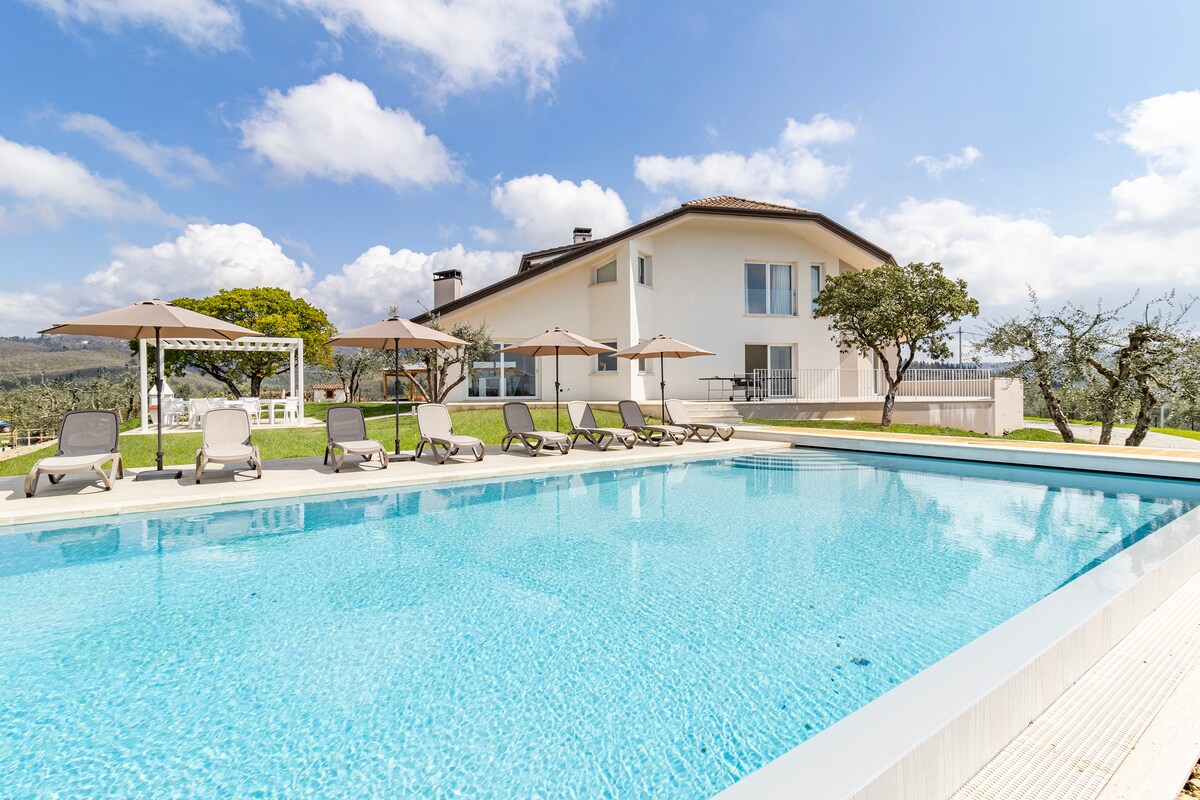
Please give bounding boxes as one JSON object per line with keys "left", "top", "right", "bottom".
{"left": 717, "top": 429, "right": 1200, "bottom": 800}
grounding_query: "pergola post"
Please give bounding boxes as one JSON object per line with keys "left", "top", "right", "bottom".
{"left": 139, "top": 338, "right": 149, "bottom": 433}
{"left": 297, "top": 338, "right": 305, "bottom": 421}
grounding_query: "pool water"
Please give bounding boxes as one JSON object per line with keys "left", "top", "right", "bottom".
{"left": 2, "top": 448, "right": 1198, "bottom": 798}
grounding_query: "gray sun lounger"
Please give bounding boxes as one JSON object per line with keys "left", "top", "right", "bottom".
{"left": 415, "top": 403, "right": 485, "bottom": 464}
{"left": 617, "top": 400, "right": 687, "bottom": 446}
{"left": 324, "top": 405, "right": 388, "bottom": 472}
{"left": 501, "top": 402, "right": 571, "bottom": 456}
{"left": 666, "top": 399, "right": 734, "bottom": 442}
{"left": 195, "top": 408, "right": 263, "bottom": 483}
{"left": 24, "top": 410, "right": 124, "bottom": 497}
{"left": 567, "top": 401, "right": 636, "bottom": 450}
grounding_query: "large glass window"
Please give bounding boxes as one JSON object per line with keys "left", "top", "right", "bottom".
{"left": 468, "top": 344, "right": 538, "bottom": 398}
{"left": 811, "top": 264, "right": 822, "bottom": 314}
{"left": 745, "top": 263, "right": 794, "bottom": 315}
{"left": 594, "top": 261, "right": 617, "bottom": 284}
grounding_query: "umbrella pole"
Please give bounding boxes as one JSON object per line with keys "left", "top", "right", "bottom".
{"left": 660, "top": 353, "right": 666, "bottom": 422}
{"left": 135, "top": 326, "right": 183, "bottom": 481}
{"left": 555, "top": 347, "right": 561, "bottom": 432}
{"left": 394, "top": 340, "right": 401, "bottom": 456}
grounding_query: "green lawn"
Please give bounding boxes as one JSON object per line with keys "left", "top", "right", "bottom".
{"left": 1024, "top": 416, "right": 1200, "bottom": 441}
{"left": 0, "top": 406, "right": 626, "bottom": 476}
{"left": 745, "top": 418, "right": 1064, "bottom": 442}
{"left": 305, "top": 401, "right": 415, "bottom": 422}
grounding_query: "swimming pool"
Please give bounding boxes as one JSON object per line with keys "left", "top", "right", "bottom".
{"left": 2, "top": 448, "right": 1198, "bottom": 798}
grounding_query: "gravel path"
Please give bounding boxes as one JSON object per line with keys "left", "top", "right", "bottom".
{"left": 1023, "top": 421, "right": 1200, "bottom": 451}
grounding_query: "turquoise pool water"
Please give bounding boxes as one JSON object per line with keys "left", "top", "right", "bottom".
{"left": 2, "top": 448, "right": 1198, "bottom": 798}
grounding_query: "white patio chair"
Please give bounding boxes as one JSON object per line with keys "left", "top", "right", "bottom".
{"left": 195, "top": 408, "right": 262, "bottom": 483}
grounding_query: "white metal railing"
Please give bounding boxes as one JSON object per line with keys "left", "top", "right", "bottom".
{"left": 748, "top": 368, "right": 994, "bottom": 401}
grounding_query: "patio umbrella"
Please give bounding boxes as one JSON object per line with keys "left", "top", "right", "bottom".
{"left": 501, "top": 328, "right": 615, "bottom": 431}
{"left": 611, "top": 335, "right": 715, "bottom": 422}
{"left": 327, "top": 316, "right": 467, "bottom": 458}
{"left": 40, "top": 299, "right": 261, "bottom": 481}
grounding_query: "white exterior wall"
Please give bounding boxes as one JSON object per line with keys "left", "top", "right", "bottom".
{"left": 436, "top": 215, "right": 879, "bottom": 403}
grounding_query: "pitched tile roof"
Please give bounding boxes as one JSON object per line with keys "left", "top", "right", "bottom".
{"left": 681, "top": 195, "right": 814, "bottom": 213}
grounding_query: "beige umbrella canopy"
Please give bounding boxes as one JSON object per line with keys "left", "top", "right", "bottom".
{"left": 502, "top": 328, "right": 615, "bottom": 431}
{"left": 611, "top": 335, "right": 715, "bottom": 421}
{"left": 327, "top": 316, "right": 468, "bottom": 457}
{"left": 40, "top": 299, "right": 261, "bottom": 479}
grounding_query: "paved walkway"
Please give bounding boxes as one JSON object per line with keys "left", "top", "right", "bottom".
{"left": 1023, "top": 420, "right": 1200, "bottom": 451}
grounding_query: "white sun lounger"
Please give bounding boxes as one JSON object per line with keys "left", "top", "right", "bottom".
{"left": 24, "top": 410, "right": 123, "bottom": 497}
{"left": 324, "top": 405, "right": 388, "bottom": 472}
{"left": 195, "top": 408, "right": 262, "bottom": 483}
{"left": 415, "top": 403, "right": 484, "bottom": 464}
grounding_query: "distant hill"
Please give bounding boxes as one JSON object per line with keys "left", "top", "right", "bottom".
{"left": 0, "top": 336, "right": 135, "bottom": 388}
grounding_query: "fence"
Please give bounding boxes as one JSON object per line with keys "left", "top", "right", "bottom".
{"left": 749, "top": 368, "right": 995, "bottom": 401}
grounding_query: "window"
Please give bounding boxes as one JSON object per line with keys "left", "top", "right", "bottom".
{"left": 811, "top": 264, "right": 822, "bottom": 314}
{"left": 744, "top": 263, "right": 794, "bottom": 315}
{"left": 594, "top": 261, "right": 617, "bottom": 284}
{"left": 596, "top": 342, "right": 619, "bottom": 373}
{"left": 468, "top": 343, "right": 538, "bottom": 399}
{"left": 637, "top": 254, "right": 652, "bottom": 286}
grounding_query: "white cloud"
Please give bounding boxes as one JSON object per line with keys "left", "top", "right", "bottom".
{"left": 0, "top": 135, "right": 175, "bottom": 233}
{"left": 0, "top": 291, "right": 70, "bottom": 336}
{"left": 475, "top": 173, "right": 631, "bottom": 250}
{"left": 852, "top": 91, "right": 1200, "bottom": 314}
{"left": 23, "top": 0, "right": 241, "bottom": 50}
{"left": 281, "top": 0, "right": 603, "bottom": 96}
{"left": 633, "top": 114, "right": 855, "bottom": 205}
{"left": 314, "top": 243, "right": 520, "bottom": 327}
{"left": 60, "top": 112, "right": 219, "bottom": 187}
{"left": 239, "top": 73, "right": 459, "bottom": 190}
{"left": 82, "top": 222, "right": 314, "bottom": 306}
{"left": 910, "top": 145, "right": 982, "bottom": 179}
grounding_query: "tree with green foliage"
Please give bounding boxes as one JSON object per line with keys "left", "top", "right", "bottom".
{"left": 982, "top": 291, "right": 1117, "bottom": 444}
{"left": 157, "top": 288, "right": 336, "bottom": 397}
{"left": 332, "top": 348, "right": 386, "bottom": 401}
{"left": 397, "top": 315, "right": 493, "bottom": 403}
{"left": 815, "top": 261, "right": 979, "bottom": 427}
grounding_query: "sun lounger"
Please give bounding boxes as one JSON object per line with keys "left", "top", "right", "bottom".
{"left": 666, "top": 399, "right": 734, "bottom": 442}
{"left": 567, "top": 401, "right": 636, "bottom": 450}
{"left": 617, "top": 400, "right": 687, "bottom": 446}
{"left": 415, "top": 403, "right": 484, "bottom": 464}
{"left": 500, "top": 402, "right": 571, "bottom": 456}
{"left": 24, "top": 410, "right": 123, "bottom": 497}
{"left": 324, "top": 405, "right": 388, "bottom": 472}
{"left": 195, "top": 408, "right": 262, "bottom": 483}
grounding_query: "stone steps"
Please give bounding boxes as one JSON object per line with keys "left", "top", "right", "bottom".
{"left": 682, "top": 401, "right": 743, "bottom": 426}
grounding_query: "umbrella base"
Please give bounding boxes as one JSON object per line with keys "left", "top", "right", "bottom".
{"left": 391, "top": 452, "right": 416, "bottom": 462}
{"left": 134, "top": 469, "right": 184, "bottom": 481}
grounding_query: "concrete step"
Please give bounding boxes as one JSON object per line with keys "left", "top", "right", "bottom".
{"left": 682, "top": 401, "right": 743, "bottom": 426}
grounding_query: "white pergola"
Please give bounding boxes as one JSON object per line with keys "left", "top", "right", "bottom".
{"left": 139, "top": 336, "right": 305, "bottom": 432}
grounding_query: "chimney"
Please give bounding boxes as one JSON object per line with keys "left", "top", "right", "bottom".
{"left": 432, "top": 269, "right": 462, "bottom": 308}
{"left": 572, "top": 227, "right": 592, "bottom": 244}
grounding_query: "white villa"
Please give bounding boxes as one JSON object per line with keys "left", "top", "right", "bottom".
{"left": 418, "top": 196, "right": 1021, "bottom": 434}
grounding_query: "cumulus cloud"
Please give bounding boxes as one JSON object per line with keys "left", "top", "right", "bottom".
{"left": 281, "top": 0, "right": 603, "bottom": 96}
{"left": 314, "top": 243, "right": 520, "bottom": 327}
{"left": 82, "top": 222, "right": 314, "bottom": 306}
{"left": 0, "top": 290, "right": 71, "bottom": 336}
{"left": 633, "top": 114, "right": 855, "bottom": 205}
{"left": 852, "top": 91, "right": 1200, "bottom": 315}
{"left": 474, "top": 173, "right": 631, "bottom": 250}
{"left": 60, "top": 112, "right": 219, "bottom": 187}
{"left": 0, "top": 135, "right": 175, "bottom": 233}
{"left": 239, "top": 73, "right": 459, "bottom": 190}
{"left": 910, "top": 145, "right": 982, "bottom": 179}
{"left": 23, "top": 0, "right": 241, "bottom": 50}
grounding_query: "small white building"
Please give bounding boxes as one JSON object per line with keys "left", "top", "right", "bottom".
{"left": 310, "top": 382, "right": 347, "bottom": 403}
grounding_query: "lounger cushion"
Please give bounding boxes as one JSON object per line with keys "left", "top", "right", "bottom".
{"left": 32, "top": 454, "right": 114, "bottom": 471}
{"left": 442, "top": 434, "right": 485, "bottom": 447}
{"left": 203, "top": 445, "right": 255, "bottom": 461}
{"left": 335, "top": 440, "right": 382, "bottom": 453}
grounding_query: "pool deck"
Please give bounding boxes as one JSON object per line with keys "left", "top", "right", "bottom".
{"left": 0, "top": 436, "right": 786, "bottom": 529}
{"left": 8, "top": 425, "right": 1200, "bottom": 799}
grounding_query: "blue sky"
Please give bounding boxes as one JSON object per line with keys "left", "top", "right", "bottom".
{"left": 2, "top": 0, "right": 1199, "bottom": 334}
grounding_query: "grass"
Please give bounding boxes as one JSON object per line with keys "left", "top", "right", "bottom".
{"left": 0, "top": 406, "right": 626, "bottom": 476}
{"left": 305, "top": 401, "right": 416, "bottom": 422}
{"left": 744, "top": 418, "right": 1065, "bottom": 442}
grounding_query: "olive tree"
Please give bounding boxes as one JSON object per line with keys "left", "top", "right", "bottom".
{"left": 397, "top": 316, "right": 494, "bottom": 403}
{"left": 814, "top": 262, "right": 979, "bottom": 427}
